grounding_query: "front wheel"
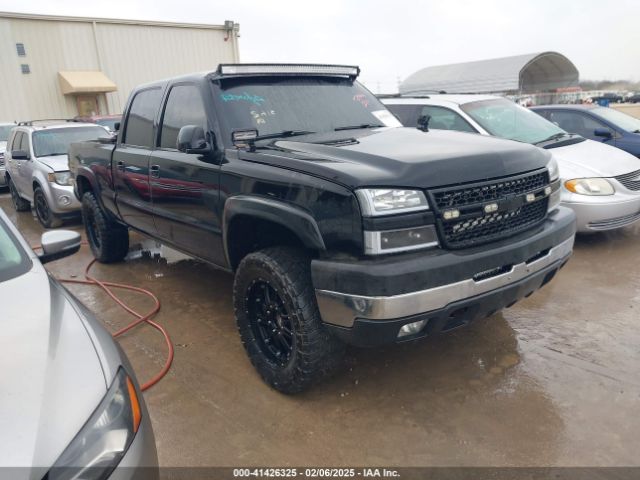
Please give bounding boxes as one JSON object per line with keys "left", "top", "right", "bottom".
{"left": 233, "top": 247, "right": 345, "bottom": 394}
{"left": 81, "top": 191, "right": 129, "bottom": 263}
{"left": 34, "top": 186, "right": 62, "bottom": 228}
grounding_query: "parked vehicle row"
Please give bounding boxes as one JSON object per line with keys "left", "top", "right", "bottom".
{"left": 383, "top": 95, "right": 640, "bottom": 232}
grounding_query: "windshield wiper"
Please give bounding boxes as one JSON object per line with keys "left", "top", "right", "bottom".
{"left": 632, "top": 129, "right": 640, "bottom": 134}
{"left": 334, "top": 123, "right": 384, "bottom": 131}
{"left": 534, "top": 132, "right": 568, "bottom": 145}
{"left": 253, "top": 130, "right": 316, "bottom": 141}
{"left": 46, "top": 152, "right": 67, "bottom": 156}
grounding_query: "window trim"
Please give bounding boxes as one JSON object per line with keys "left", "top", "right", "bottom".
{"left": 121, "top": 86, "right": 163, "bottom": 149}
{"left": 157, "top": 82, "right": 209, "bottom": 152}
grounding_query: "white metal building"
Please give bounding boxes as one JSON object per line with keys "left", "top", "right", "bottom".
{"left": 0, "top": 11, "right": 240, "bottom": 121}
{"left": 400, "top": 52, "right": 579, "bottom": 96}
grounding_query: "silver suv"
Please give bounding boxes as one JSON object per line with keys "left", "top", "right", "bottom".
{"left": 5, "top": 121, "right": 109, "bottom": 227}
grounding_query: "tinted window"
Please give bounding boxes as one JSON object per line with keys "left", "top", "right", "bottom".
{"left": 215, "top": 77, "right": 400, "bottom": 140}
{"left": 461, "top": 98, "right": 565, "bottom": 144}
{"left": 0, "top": 125, "right": 14, "bottom": 142}
{"left": 386, "top": 104, "right": 421, "bottom": 126}
{"left": 546, "top": 111, "right": 609, "bottom": 138}
{"left": 124, "top": 88, "right": 162, "bottom": 147}
{"left": 0, "top": 218, "right": 31, "bottom": 282}
{"left": 32, "top": 126, "right": 107, "bottom": 158}
{"left": 160, "top": 85, "right": 207, "bottom": 149}
{"left": 419, "top": 106, "right": 476, "bottom": 133}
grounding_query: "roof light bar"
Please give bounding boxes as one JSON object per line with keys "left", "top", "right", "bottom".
{"left": 217, "top": 64, "right": 360, "bottom": 79}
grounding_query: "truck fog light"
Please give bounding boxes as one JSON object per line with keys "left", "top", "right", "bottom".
{"left": 484, "top": 202, "right": 498, "bottom": 213}
{"left": 58, "top": 195, "right": 71, "bottom": 206}
{"left": 364, "top": 225, "right": 438, "bottom": 255}
{"left": 398, "top": 319, "right": 428, "bottom": 338}
{"left": 443, "top": 209, "right": 460, "bottom": 220}
{"left": 525, "top": 193, "right": 536, "bottom": 203}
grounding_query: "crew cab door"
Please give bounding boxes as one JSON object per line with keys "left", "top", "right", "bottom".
{"left": 149, "top": 83, "right": 224, "bottom": 265}
{"left": 113, "top": 87, "right": 162, "bottom": 234}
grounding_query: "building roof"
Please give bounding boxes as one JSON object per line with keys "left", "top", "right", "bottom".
{"left": 0, "top": 11, "right": 235, "bottom": 31}
{"left": 400, "top": 52, "right": 579, "bottom": 95}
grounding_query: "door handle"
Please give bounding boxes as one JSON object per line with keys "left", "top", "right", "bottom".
{"left": 150, "top": 165, "right": 160, "bottom": 178}
{"left": 116, "top": 161, "right": 125, "bottom": 172}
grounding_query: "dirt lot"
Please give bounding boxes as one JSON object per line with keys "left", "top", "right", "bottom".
{"left": 2, "top": 191, "right": 639, "bottom": 467}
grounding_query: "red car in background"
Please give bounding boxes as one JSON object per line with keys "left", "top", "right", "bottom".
{"left": 74, "top": 114, "right": 121, "bottom": 133}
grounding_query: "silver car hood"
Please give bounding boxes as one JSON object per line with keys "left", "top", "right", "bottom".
{"left": 0, "top": 262, "right": 107, "bottom": 474}
{"left": 36, "top": 155, "right": 70, "bottom": 172}
{"left": 551, "top": 138, "right": 640, "bottom": 178}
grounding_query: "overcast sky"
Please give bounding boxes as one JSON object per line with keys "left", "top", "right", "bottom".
{"left": 2, "top": 0, "right": 639, "bottom": 92}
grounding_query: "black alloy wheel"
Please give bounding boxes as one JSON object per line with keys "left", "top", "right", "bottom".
{"left": 246, "top": 279, "right": 294, "bottom": 365}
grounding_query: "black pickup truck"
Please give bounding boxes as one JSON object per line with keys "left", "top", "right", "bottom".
{"left": 69, "top": 64, "right": 576, "bottom": 393}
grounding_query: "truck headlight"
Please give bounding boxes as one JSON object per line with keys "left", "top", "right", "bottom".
{"left": 547, "top": 157, "right": 559, "bottom": 181}
{"left": 48, "top": 171, "right": 73, "bottom": 186}
{"left": 564, "top": 178, "right": 615, "bottom": 196}
{"left": 356, "top": 188, "right": 429, "bottom": 216}
{"left": 47, "top": 368, "right": 142, "bottom": 480}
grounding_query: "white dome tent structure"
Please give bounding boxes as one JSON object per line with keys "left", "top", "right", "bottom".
{"left": 400, "top": 52, "right": 579, "bottom": 96}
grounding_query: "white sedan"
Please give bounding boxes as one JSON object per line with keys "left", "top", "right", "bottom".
{"left": 383, "top": 95, "right": 640, "bottom": 232}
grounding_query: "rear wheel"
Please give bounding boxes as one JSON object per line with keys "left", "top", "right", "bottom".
{"left": 82, "top": 191, "right": 129, "bottom": 263}
{"left": 233, "top": 246, "right": 345, "bottom": 394}
{"left": 8, "top": 178, "right": 30, "bottom": 212}
{"left": 34, "top": 186, "right": 62, "bottom": 228}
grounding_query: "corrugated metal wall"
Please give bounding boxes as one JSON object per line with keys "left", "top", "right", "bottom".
{"left": 0, "top": 14, "right": 239, "bottom": 121}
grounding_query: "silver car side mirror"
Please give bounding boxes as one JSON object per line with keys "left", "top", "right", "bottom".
{"left": 39, "top": 230, "right": 81, "bottom": 264}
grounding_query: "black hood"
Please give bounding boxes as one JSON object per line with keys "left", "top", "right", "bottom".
{"left": 244, "top": 127, "right": 551, "bottom": 189}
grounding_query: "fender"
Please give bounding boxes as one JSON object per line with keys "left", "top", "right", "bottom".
{"left": 74, "top": 165, "right": 100, "bottom": 201}
{"left": 222, "top": 195, "right": 326, "bottom": 265}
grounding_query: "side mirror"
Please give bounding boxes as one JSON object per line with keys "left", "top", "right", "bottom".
{"left": 417, "top": 114, "right": 431, "bottom": 132}
{"left": 113, "top": 121, "right": 120, "bottom": 132}
{"left": 38, "top": 230, "right": 81, "bottom": 264}
{"left": 177, "top": 125, "right": 211, "bottom": 154}
{"left": 11, "top": 149, "right": 29, "bottom": 160}
{"left": 594, "top": 128, "right": 612, "bottom": 139}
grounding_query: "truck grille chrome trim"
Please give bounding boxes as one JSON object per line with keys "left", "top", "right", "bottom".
{"left": 315, "top": 236, "right": 574, "bottom": 328}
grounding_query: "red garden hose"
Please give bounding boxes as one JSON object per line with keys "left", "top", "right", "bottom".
{"left": 39, "top": 242, "right": 174, "bottom": 392}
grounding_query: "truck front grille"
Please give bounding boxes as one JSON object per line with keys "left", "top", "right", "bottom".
{"left": 615, "top": 169, "right": 640, "bottom": 191}
{"left": 429, "top": 169, "right": 550, "bottom": 249}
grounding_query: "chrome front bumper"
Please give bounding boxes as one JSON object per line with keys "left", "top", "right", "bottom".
{"left": 316, "top": 236, "right": 574, "bottom": 328}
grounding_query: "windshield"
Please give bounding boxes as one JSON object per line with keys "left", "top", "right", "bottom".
{"left": 0, "top": 125, "right": 15, "bottom": 142}
{"left": 0, "top": 215, "right": 31, "bottom": 282}
{"left": 461, "top": 98, "right": 566, "bottom": 144}
{"left": 592, "top": 107, "right": 640, "bottom": 132}
{"left": 32, "top": 126, "right": 108, "bottom": 157}
{"left": 215, "top": 77, "right": 400, "bottom": 140}
{"left": 95, "top": 118, "right": 120, "bottom": 131}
